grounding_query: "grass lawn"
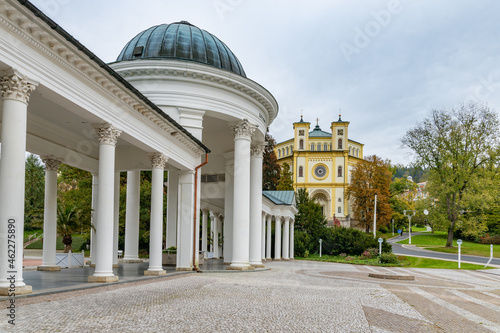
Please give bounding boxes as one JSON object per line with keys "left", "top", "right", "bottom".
{"left": 297, "top": 253, "right": 491, "bottom": 270}
{"left": 26, "top": 235, "right": 88, "bottom": 252}
{"left": 397, "top": 232, "right": 498, "bottom": 257}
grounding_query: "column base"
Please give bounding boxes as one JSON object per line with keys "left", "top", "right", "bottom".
{"left": 274, "top": 258, "right": 281, "bottom": 261}
{"left": 266, "top": 257, "right": 272, "bottom": 261}
{"left": 227, "top": 265, "right": 255, "bottom": 271}
{"left": 121, "top": 259, "right": 144, "bottom": 263}
{"left": 223, "top": 262, "right": 231, "bottom": 265}
{"left": 37, "top": 265, "right": 61, "bottom": 271}
{"left": 112, "top": 264, "right": 120, "bottom": 268}
{"left": 0, "top": 285, "right": 32, "bottom": 296}
{"left": 88, "top": 275, "right": 119, "bottom": 283}
{"left": 175, "top": 267, "right": 193, "bottom": 271}
{"left": 144, "top": 269, "right": 166, "bottom": 276}
{"left": 251, "top": 264, "right": 265, "bottom": 268}
{"left": 283, "top": 258, "right": 290, "bottom": 261}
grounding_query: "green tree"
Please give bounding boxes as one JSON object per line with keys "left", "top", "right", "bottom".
{"left": 401, "top": 102, "right": 500, "bottom": 247}
{"left": 57, "top": 204, "right": 83, "bottom": 252}
{"left": 24, "top": 154, "right": 45, "bottom": 230}
{"left": 346, "top": 155, "right": 393, "bottom": 233}
{"left": 277, "top": 162, "right": 294, "bottom": 190}
{"left": 294, "top": 188, "right": 326, "bottom": 242}
{"left": 262, "top": 132, "right": 280, "bottom": 190}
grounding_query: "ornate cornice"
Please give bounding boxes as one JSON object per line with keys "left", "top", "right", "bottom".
{"left": 92, "top": 123, "right": 121, "bottom": 146}
{"left": 231, "top": 119, "right": 256, "bottom": 140}
{"left": 150, "top": 153, "right": 168, "bottom": 169}
{"left": 41, "top": 155, "right": 63, "bottom": 171}
{"left": 0, "top": 71, "right": 37, "bottom": 104}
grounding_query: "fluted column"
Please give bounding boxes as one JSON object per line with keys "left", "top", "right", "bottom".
{"left": 146, "top": 153, "right": 168, "bottom": 275}
{"left": 261, "top": 212, "right": 266, "bottom": 261}
{"left": 123, "top": 170, "right": 141, "bottom": 262}
{"left": 290, "top": 221, "right": 295, "bottom": 259}
{"left": 0, "top": 71, "right": 37, "bottom": 295}
{"left": 38, "top": 156, "right": 62, "bottom": 271}
{"left": 89, "top": 123, "right": 121, "bottom": 283}
{"left": 266, "top": 214, "right": 272, "bottom": 260}
{"left": 176, "top": 170, "right": 195, "bottom": 271}
{"left": 283, "top": 216, "right": 290, "bottom": 261}
{"left": 274, "top": 216, "right": 282, "bottom": 260}
{"left": 211, "top": 212, "right": 219, "bottom": 259}
{"left": 228, "top": 120, "right": 255, "bottom": 271}
{"left": 249, "top": 144, "right": 265, "bottom": 267}
{"left": 223, "top": 154, "right": 234, "bottom": 264}
{"left": 201, "top": 209, "right": 209, "bottom": 256}
{"left": 113, "top": 171, "right": 120, "bottom": 267}
{"left": 166, "top": 170, "right": 178, "bottom": 248}
{"left": 90, "top": 174, "right": 98, "bottom": 264}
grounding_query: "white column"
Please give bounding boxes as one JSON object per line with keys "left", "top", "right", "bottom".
{"left": 201, "top": 209, "right": 208, "bottom": 256}
{"left": 146, "top": 153, "right": 168, "bottom": 275}
{"left": 283, "top": 216, "right": 290, "bottom": 261}
{"left": 228, "top": 120, "right": 255, "bottom": 270}
{"left": 223, "top": 154, "right": 234, "bottom": 264}
{"left": 290, "top": 221, "right": 295, "bottom": 259}
{"left": 39, "top": 156, "right": 62, "bottom": 271}
{"left": 0, "top": 71, "right": 36, "bottom": 295}
{"left": 266, "top": 215, "right": 272, "bottom": 260}
{"left": 274, "top": 217, "right": 282, "bottom": 260}
{"left": 89, "top": 123, "right": 121, "bottom": 283}
{"left": 112, "top": 172, "right": 120, "bottom": 267}
{"left": 249, "top": 144, "right": 265, "bottom": 267}
{"left": 166, "top": 170, "right": 178, "bottom": 248}
{"left": 90, "top": 174, "right": 98, "bottom": 264}
{"left": 123, "top": 170, "right": 141, "bottom": 262}
{"left": 176, "top": 170, "right": 195, "bottom": 271}
{"left": 261, "top": 213, "right": 266, "bottom": 261}
{"left": 211, "top": 212, "right": 219, "bottom": 259}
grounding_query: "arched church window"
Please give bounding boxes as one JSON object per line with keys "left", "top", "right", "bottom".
{"left": 299, "top": 139, "right": 304, "bottom": 150}
{"left": 338, "top": 206, "right": 342, "bottom": 214}
{"left": 324, "top": 143, "right": 328, "bottom": 151}
{"left": 317, "top": 143, "right": 321, "bottom": 151}
{"left": 278, "top": 150, "right": 281, "bottom": 158}
{"left": 338, "top": 166, "right": 342, "bottom": 177}
{"left": 349, "top": 147, "right": 351, "bottom": 155}
{"left": 338, "top": 139, "right": 343, "bottom": 149}
{"left": 311, "top": 144, "right": 315, "bottom": 151}
{"left": 286, "top": 147, "right": 289, "bottom": 155}
{"left": 299, "top": 166, "right": 303, "bottom": 177}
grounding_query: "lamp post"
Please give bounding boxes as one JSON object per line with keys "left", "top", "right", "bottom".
{"left": 319, "top": 239, "right": 323, "bottom": 257}
{"left": 403, "top": 210, "right": 416, "bottom": 245}
{"left": 457, "top": 239, "right": 463, "bottom": 269}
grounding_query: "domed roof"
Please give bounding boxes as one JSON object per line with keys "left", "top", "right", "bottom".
{"left": 116, "top": 21, "right": 246, "bottom": 77}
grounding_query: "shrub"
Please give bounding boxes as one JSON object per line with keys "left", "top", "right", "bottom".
{"left": 379, "top": 253, "right": 398, "bottom": 264}
{"left": 378, "top": 226, "right": 389, "bottom": 233}
{"left": 319, "top": 227, "right": 392, "bottom": 256}
{"left": 294, "top": 230, "right": 313, "bottom": 257}
{"left": 339, "top": 253, "right": 347, "bottom": 258}
{"left": 360, "top": 250, "right": 372, "bottom": 260}
{"left": 345, "top": 256, "right": 355, "bottom": 261}
{"left": 479, "top": 234, "right": 500, "bottom": 245}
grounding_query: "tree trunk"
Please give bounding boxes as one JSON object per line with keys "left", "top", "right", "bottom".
{"left": 63, "top": 235, "right": 73, "bottom": 253}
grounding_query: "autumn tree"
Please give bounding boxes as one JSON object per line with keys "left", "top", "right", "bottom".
{"left": 401, "top": 102, "right": 500, "bottom": 247}
{"left": 262, "top": 132, "right": 280, "bottom": 190}
{"left": 277, "top": 162, "right": 294, "bottom": 190}
{"left": 346, "top": 155, "right": 392, "bottom": 233}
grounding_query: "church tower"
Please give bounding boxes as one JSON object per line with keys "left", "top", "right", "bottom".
{"left": 293, "top": 115, "right": 310, "bottom": 151}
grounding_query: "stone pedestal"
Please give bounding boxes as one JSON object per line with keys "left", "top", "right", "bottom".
{"left": 37, "top": 266, "right": 61, "bottom": 271}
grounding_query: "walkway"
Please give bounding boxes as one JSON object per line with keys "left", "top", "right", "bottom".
{"left": 2, "top": 260, "right": 500, "bottom": 332}
{"left": 389, "top": 233, "right": 500, "bottom": 267}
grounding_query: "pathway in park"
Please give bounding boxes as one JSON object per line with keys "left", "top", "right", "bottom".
{"left": 389, "top": 233, "right": 500, "bottom": 267}
{"left": 2, "top": 260, "right": 500, "bottom": 332}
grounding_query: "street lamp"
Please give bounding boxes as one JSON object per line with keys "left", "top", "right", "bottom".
{"left": 403, "top": 210, "right": 416, "bottom": 244}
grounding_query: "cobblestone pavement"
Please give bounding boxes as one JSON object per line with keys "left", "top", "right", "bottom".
{"left": 2, "top": 260, "right": 500, "bottom": 332}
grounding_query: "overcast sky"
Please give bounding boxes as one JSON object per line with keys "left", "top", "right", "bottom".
{"left": 29, "top": 0, "right": 500, "bottom": 165}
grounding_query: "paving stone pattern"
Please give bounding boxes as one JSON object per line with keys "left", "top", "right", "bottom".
{"left": 2, "top": 260, "right": 500, "bottom": 332}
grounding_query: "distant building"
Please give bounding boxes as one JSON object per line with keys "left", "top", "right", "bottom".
{"left": 274, "top": 115, "right": 364, "bottom": 226}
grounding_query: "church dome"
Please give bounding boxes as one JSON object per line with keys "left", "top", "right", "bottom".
{"left": 116, "top": 21, "right": 246, "bottom": 77}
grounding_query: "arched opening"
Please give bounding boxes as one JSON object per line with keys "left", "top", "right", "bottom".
{"left": 338, "top": 166, "right": 342, "bottom": 177}
{"left": 298, "top": 166, "right": 303, "bottom": 177}
{"left": 338, "top": 138, "right": 343, "bottom": 149}
{"left": 299, "top": 139, "right": 304, "bottom": 150}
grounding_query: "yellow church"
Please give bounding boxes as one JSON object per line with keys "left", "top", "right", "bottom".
{"left": 275, "top": 115, "right": 364, "bottom": 225}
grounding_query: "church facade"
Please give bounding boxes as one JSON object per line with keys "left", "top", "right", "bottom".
{"left": 275, "top": 115, "right": 364, "bottom": 225}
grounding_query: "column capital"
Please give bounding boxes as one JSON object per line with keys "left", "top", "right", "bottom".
{"left": 284, "top": 216, "right": 291, "bottom": 222}
{"left": 231, "top": 119, "right": 256, "bottom": 140}
{"left": 92, "top": 123, "right": 122, "bottom": 145}
{"left": 251, "top": 143, "right": 266, "bottom": 157}
{"left": 0, "top": 70, "right": 37, "bottom": 104}
{"left": 150, "top": 153, "right": 168, "bottom": 169}
{"left": 41, "top": 155, "right": 63, "bottom": 171}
